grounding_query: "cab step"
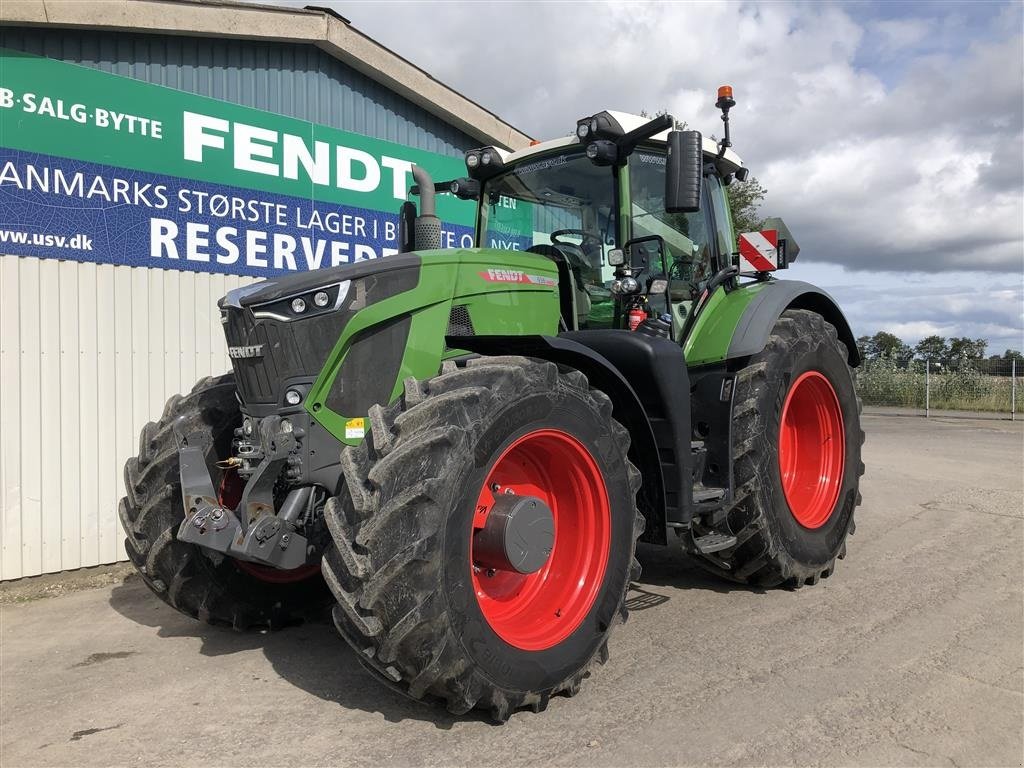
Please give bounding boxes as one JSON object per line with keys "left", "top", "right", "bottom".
{"left": 693, "top": 532, "right": 737, "bottom": 554}
{"left": 692, "top": 486, "right": 726, "bottom": 505}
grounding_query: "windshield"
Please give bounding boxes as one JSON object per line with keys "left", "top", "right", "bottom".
{"left": 480, "top": 150, "right": 619, "bottom": 327}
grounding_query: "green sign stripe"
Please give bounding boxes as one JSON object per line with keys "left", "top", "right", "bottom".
{"left": 0, "top": 48, "right": 473, "bottom": 224}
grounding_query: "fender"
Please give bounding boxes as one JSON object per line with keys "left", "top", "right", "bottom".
{"left": 728, "top": 280, "right": 861, "bottom": 366}
{"left": 451, "top": 333, "right": 676, "bottom": 545}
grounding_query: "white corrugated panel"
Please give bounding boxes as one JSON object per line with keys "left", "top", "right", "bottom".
{"left": 0, "top": 254, "right": 254, "bottom": 580}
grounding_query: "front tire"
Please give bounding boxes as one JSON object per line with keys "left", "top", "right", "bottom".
{"left": 693, "top": 310, "right": 864, "bottom": 587}
{"left": 322, "top": 356, "right": 643, "bottom": 721}
{"left": 119, "top": 374, "right": 330, "bottom": 629}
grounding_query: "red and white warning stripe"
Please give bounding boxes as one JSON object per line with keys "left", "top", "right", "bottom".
{"left": 738, "top": 229, "right": 779, "bottom": 272}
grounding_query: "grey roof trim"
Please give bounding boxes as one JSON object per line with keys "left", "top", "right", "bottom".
{"left": 0, "top": 0, "right": 533, "bottom": 150}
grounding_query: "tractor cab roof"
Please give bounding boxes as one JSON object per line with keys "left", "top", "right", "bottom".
{"left": 482, "top": 110, "right": 746, "bottom": 175}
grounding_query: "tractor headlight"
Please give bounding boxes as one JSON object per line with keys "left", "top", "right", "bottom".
{"left": 649, "top": 278, "right": 669, "bottom": 294}
{"left": 621, "top": 276, "right": 639, "bottom": 294}
{"left": 586, "top": 140, "right": 618, "bottom": 166}
{"left": 466, "top": 148, "right": 504, "bottom": 180}
{"left": 575, "top": 112, "right": 625, "bottom": 142}
{"left": 251, "top": 281, "right": 350, "bottom": 322}
{"left": 284, "top": 389, "right": 302, "bottom": 406}
{"left": 448, "top": 177, "right": 481, "bottom": 200}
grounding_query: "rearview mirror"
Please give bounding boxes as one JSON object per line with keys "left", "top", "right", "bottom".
{"left": 665, "top": 130, "right": 703, "bottom": 213}
{"left": 624, "top": 236, "right": 666, "bottom": 272}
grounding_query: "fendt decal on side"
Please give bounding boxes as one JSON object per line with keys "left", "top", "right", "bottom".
{"left": 227, "top": 344, "right": 265, "bottom": 359}
{"left": 479, "top": 268, "right": 558, "bottom": 285}
{"left": 120, "top": 86, "right": 862, "bottom": 723}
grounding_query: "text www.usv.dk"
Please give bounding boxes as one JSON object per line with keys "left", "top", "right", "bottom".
{"left": 0, "top": 229, "right": 93, "bottom": 250}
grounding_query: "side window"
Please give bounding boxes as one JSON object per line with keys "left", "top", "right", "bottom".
{"left": 705, "top": 174, "right": 735, "bottom": 268}
{"left": 628, "top": 150, "right": 715, "bottom": 289}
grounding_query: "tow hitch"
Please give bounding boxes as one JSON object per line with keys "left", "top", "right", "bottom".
{"left": 174, "top": 417, "right": 314, "bottom": 570}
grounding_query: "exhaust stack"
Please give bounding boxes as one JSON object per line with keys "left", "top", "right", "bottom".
{"left": 411, "top": 165, "right": 442, "bottom": 250}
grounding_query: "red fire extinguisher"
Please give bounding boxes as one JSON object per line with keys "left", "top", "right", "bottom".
{"left": 628, "top": 305, "right": 647, "bottom": 331}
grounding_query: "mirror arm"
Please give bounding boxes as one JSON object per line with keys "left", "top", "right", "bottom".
{"left": 616, "top": 114, "right": 675, "bottom": 159}
{"left": 679, "top": 265, "right": 739, "bottom": 342}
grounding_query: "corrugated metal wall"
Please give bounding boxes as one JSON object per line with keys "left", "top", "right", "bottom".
{"left": 0, "top": 255, "right": 255, "bottom": 579}
{"left": 0, "top": 29, "right": 478, "bottom": 579}
{"left": 0, "top": 28, "right": 479, "bottom": 158}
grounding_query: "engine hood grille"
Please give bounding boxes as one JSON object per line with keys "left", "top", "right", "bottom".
{"left": 220, "top": 256, "right": 423, "bottom": 407}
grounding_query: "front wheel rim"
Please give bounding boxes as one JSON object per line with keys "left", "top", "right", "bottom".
{"left": 471, "top": 429, "right": 611, "bottom": 651}
{"left": 778, "top": 370, "right": 846, "bottom": 529}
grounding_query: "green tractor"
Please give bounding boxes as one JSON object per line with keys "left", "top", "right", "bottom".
{"left": 120, "top": 88, "right": 863, "bottom": 721}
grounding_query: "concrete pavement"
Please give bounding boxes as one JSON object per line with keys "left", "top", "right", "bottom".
{"left": 2, "top": 413, "right": 1022, "bottom": 767}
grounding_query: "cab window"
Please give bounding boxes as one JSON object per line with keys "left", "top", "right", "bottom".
{"left": 628, "top": 149, "right": 716, "bottom": 328}
{"left": 481, "top": 151, "right": 618, "bottom": 329}
{"left": 705, "top": 173, "right": 735, "bottom": 262}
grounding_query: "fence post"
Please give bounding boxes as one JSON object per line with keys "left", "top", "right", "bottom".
{"left": 925, "top": 359, "right": 930, "bottom": 418}
{"left": 1013, "top": 359, "right": 1017, "bottom": 422}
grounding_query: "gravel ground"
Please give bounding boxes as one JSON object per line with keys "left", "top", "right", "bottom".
{"left": 1, "top": 411, "right": 1022, "bottom": 767}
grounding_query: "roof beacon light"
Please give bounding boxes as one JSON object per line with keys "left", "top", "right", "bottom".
{"left": 715, "top": 84, "right": 736, "bottom": 158}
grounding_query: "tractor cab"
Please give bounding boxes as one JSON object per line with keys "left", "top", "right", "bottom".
{"left": 441, "top": 103, "right": 748, "bottom": 343}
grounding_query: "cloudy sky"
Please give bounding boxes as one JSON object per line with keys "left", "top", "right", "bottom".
{"left": 282, "top": 0, "right": 1023, "bottom": 352}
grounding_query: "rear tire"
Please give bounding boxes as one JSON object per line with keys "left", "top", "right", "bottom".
{"left": 119, "top": 374, "right": 330, "bottom": 629}
{"left": 693, "top": 310, "right": 864, "bottom": 587}
{"left": 322, "top": 356, "right": 643, "bottom": 721}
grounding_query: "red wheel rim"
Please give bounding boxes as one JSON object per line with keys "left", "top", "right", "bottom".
{"left": 217, "top": 468, "right": 321, "bottom": 584}
{"left": 778, "top": 371, "right": 845, "bottom": 529}
{"left": 471, "top": 429, "right": 610, "bottom": 651}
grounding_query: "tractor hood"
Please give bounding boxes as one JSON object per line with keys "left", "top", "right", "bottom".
{"left": 218, "top": 249, "right": 561, "bottom": 413}
{"left": 219, "top": 252, "right": 424, "bottom": 310}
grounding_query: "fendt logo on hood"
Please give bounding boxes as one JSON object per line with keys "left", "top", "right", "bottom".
{"left": 228, "top": 344, "right": 264, "bottom": 359}
{"left": 479, "top": 269, "right": 557, "bottom": 286}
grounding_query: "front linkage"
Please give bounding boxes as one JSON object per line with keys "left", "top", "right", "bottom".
{"left": 175, "top": 413, "right": 322, "bottom": 572}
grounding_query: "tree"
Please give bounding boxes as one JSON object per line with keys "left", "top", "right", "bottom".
{"left": 948, "top": 337, "right": 987, "bottom": 368}
{"left": 1002, "top": 349, "right": 1024, "bottom": 362}
{"left": 727, "top": 176, "right": 768, "bottom": 238}
{"left": 914, "top": 335, "right": 949, "bottom": 364}
{"left": 856, "top": 335, "right": 874, "bottom": 361}
{"left": 873, "top": 331, "right": 912, "bottom": 362}
{"left": 858, "top": 331, "right": 912, "bottom": 364}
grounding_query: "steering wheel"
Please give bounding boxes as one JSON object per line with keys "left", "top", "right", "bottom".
{"left": 550, "top": 229, "right": 604, "bottom": 272}
{"left": 551, "top": 229, "right": 602, "bottom": 251}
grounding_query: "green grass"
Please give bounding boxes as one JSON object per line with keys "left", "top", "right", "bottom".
{"left": 856, "top": 359, "right": 1016, "bottom": 413}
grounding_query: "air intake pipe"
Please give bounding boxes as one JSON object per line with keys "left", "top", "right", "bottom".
{"left": 411, "top": 165, "right": 442, "bottom": 250}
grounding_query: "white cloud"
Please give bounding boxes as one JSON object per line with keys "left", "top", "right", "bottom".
{"left": 866, "top": 18, "right": 936, "bottom": 57}
{"left": 256, "top": 0, "right": 1024, "bottom": 350}
{"left": 337, "top": 1, "right": 1022, "bottom": 271}
{"left": 796, "top": 262, "right": 1024, "bottom": 352}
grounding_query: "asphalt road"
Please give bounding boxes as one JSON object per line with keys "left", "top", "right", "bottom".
{"left": 2, "top": 412, "right": 1022, "bottom": 767}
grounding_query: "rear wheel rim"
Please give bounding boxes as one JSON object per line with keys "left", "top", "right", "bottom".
{"left": 778, "top": 371, "right": 845, "bottom": 529}
{"left": 217, "top": 468, "right": 321, "bottom": 584}
{"left": 471, "top": 429, "right": 611, "bottom": 651}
